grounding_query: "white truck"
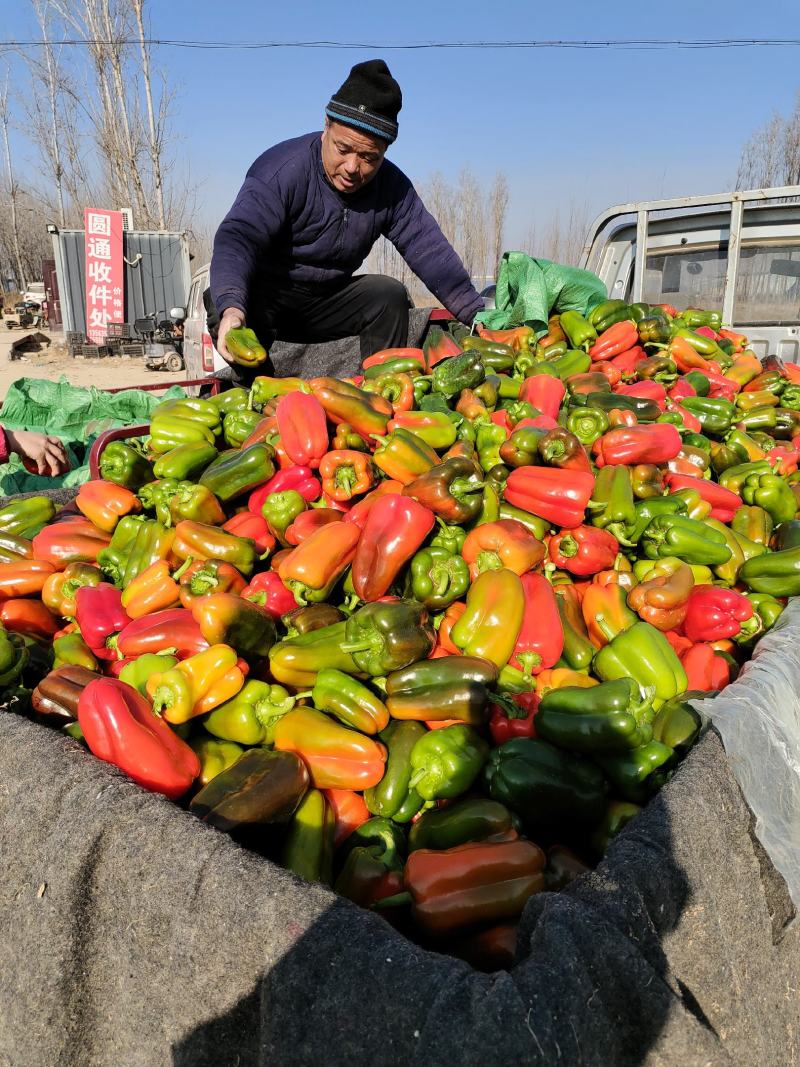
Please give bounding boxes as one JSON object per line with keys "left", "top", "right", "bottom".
{"left": 180, "top": 184, "right": 800, "bottom": 378}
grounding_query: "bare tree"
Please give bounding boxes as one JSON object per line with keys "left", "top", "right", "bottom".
{"left": 131, "top": 0, "right": 166, "bottom": 228}
{"left": 0, "top": 72, "right": 26, "bottom": 290}
{"left": 458, "top": 168, "right": 488, "bottom": 284}
{"left": 488, "top": 171, "right": 508, "bottom": 279}
{"left": 520, "top": 200, "right": 592, "bottom": 267}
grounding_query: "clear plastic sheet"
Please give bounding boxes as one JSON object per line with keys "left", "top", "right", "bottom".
{"left": 691, "top": 597, "right": 800, "bottom": 917}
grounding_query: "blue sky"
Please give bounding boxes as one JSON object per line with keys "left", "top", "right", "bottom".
{"left": 5, "top": 0, "right": 800, "bottom": 244}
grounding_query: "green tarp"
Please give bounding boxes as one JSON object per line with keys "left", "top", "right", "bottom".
{"left": 0, "top": 376, "right": 183, "bottom": 495}
{"left": 475, "top": 253, "right": 607, "bottom": 335}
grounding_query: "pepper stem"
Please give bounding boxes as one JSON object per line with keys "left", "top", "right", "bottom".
{"left": 339, "top": 639, "right": 375, "bottom": 654}
{"left": 594, "top": 614, "right": 617, "bottom": 643}
{"left": 172, "top": 556, "right": 193, "bottom": 582}
{"left": 407, "top": 768, "right": 427, "bottom": 790}
{"left": 372, "top": 892, "right": 412, "bottom": 910}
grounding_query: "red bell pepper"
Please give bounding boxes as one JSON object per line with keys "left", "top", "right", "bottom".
{"left": 507, "top": 572, "right": 563, "bottom": 675}
{"left": 240, "top": 571, "right": 297, "bottom": 618}
{"left": 608, "top": 346, "right": 647, "bottom": 378}
{"left": 350, "top": 494, "right": 434, "bottom": 601}
{"left": 115, "top": 608, "right": 208, "bottom": 660}
{"left": 423, "top": 328, "right": 461, "bottom": 367}
{"left": 32, "top": 518, "right": 111, "bottom": 568}
{"left": 0, "top": 599, "right": 59, "bottom": 640}
{"left": 284, "top": 508, "right": 343, "bottom": 545}
{"left": 248, "top": 467, "right": 321, "bottom": 513}
{"left": 589, "top": 320, "right": 639, "bottom": 361}
{"left": 343, "top": 480, "right": 406, "bottom": 530}
{"left": 703, "top": 369, "right": 740, "bottom": 401}
{"left": 490, "top": 409, "right": 514, "bottom": 433}
{"left": 276, "top": 391, "right": 329, "bottom": 468}
{"left": 665, "top": 400, "right": 703, "bottom": 434}
{"left": 78, "top": 677, "right": 200, "bottom": 800}
{"left": 362, "top": 347, "right": 425, "bottom": 371}
{"left": 682, "top": 587, "right": 754, "bottom": 643}
{"left": 75, "top": 583, "right": 130, "bottom": 661}
{"left": 767, "top": 447, "right": 799, "bottom": 477}
{"left": 680, "top": 642, "right": 731, "bottom": 692}
{"left": 519, "top": 376, "right": 565, "bottom": 421}
{"left": 324, "top": 787, "right": 371, "bottom": 847}
{"left": 504, "top": 467, "right": 594, "bottom": 528}
{"left": 548, "top": 525, "right": 619, "bottom": 577}
{"left": 593, "top": 424, "right": 682, "bottom": 467}
{"left": 596, "top": 361, "right": 622, "bottom": 387}
{"left": 668, "top": 379, "right": 697, "bottom": 402}
{"left": 222, "top": 512, "right": 275, "bottom": 555}
{"left": 664, "top": 474, "right": 742, "bottom": 523}
{"left": 489, "top": 690, "right": 539, "bottom": 744}
{"left": 614, "top": 380, "right": 667, "bottom": 410}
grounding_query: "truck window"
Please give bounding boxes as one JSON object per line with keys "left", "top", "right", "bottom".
{"left": 641, "top": 248, "right": 727, "bottom": 311}
{"left": 734, "top": 243, "right": 800, "bottom": 324}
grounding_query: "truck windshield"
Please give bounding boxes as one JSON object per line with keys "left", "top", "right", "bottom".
{"left": 735, "top": 242, "right": 800, "bottom": 324}
{"left": 641, "top": 248, "right": 727, "bottom": 311}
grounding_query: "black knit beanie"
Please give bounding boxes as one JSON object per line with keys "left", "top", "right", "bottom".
{"left": 326, "top": 59, "right": 402, "bottom": 144}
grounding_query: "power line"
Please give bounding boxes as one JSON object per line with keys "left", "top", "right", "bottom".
{"left": 2, "top": 37, "right": 800, "bottom": 52}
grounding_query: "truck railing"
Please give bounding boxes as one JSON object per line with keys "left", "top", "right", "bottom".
{"left": 581, "top": 184, "right": 800, "bottom": 323}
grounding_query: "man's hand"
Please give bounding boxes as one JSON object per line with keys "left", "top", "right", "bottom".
{"left": 6, "top": 429, "right": 69, "bottom": 476}
{"left": 216, "top": 308, "right": 246, "bottom": 364}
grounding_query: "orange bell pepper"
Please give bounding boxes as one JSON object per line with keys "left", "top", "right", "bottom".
{"left": 724, "top": 350, "right": 761, "bottom": 386}
{"left": 147, "top": 643, "right": 245, "bottom": 724}
{"left": 0, "top": 558, "right": 56, "bottom": 599}
{"left": 41, "top": 562, "right": 102, "bottom": 618}
{"left": 278, "top": 521, "right": 360, "bottom": 605}
{"left": 222, "top": 511, "right": 276, "bottom": 556}
{"left": 582, "top": 582, "right": 637, "bottom": 648}
{"left": 437, "top": 601, "right": 466, "bottom": 654}
{"left": 274, "top": 706, "right": 387, "bottom": 790}
{"left": 31, "top": 518, "right": 111, "bottom": 568}
{"left": 476, "top": 324, "right": 535, "bottom": 352}
{"left": 75, "top": 480, "right": 141, "bottom": 533}
{"left": 460, "top": 519, "right": 545, "bottom": 582}
{"left": 535, "top": 668, "right": 598, "bottom": 698}
{"left": 680, "top": 641, "right": 731, "bottom": 692}
{"left": 626, "top": 560, "right": 694, "bottom": 632}
{"left": 120, "top": 558, "right": 192, "bottom": 619}
{"left": 318, "top": 449, "right": 377, "bottom": 503}
{"left": 0, "top": 598, "right": 59, "bottom": 639}
{"left": 324, "top": 787, "right": 371, "bottom": 848}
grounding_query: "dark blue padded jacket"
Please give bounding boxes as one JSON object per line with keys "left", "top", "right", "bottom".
{"left": 210, "top": 132, "right": 483, "bottom": 325}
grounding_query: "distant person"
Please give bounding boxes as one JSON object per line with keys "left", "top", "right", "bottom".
{"left": 0, "top": 428, "right": 69, "bottom": 476}
{"left": 207, "top": 59, "right": 483, "bottom": 378}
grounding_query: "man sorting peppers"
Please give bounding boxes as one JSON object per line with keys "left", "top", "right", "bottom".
{"left": 207, "top": 59, "right": 483, "bottom": 378}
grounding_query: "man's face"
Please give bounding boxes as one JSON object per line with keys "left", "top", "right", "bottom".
{"left": 321, "top": 118, "right": 387, "bottom": 194}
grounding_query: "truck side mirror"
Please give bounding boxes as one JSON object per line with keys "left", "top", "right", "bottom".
{"left": 170, "top": 306, "right": 186, "bottom": 321}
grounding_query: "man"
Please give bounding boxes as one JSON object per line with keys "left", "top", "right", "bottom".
{"left": 208, "top": 59, "right": 483, "bottom": 377}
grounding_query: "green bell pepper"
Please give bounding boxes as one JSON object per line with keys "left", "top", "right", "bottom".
{"left": 149, "top": 414, "right": 217, "bottom": 454}
{"left": 560, "top": 311, "right": 597, "bottom": 351}
{"left": 744, "top": 592, "right": 784, "bottom": 633}
{"left": 119, "top": 653, "right": 178, "bottom": 696}
{"left": 739, "top": 546, "right": 800, "bottom": 597}
{"left": 223, "top": 409, "right": 264, "bottom": 449}
{"left": 203, "top": 679, "right": 297, "bottom": 745}
{"left": 99, "top": 441, "right": 154, "bottom": 491}
{"left": 475, "top": 421, "right": 509, "bottom": 473}
{"left": 497, "top": 503, "right": 550, "bottom": 540}
{"left": 208, "top": 386, "right": 250, "bottom": 414}
{"left": 52, "top": 632, "right": 99, "bottom": 671}
{"left": 566, "top": 406, "right": 609, "bottom": 446}
{"left": 595, "top": 741, "right": 675, "bottom": 805}
{"left": 588, "top": 465, "right": 637, "bottom": 542}
{"left": 430, "top": 519, "right": 466, "bottom": 555}
{"left": 593, "top": 621, "right": 688, "bottom": 708}
{"left": 640, "top": 515, "right": 732, "bottom": 566}
{"left": 384, "top": 655, "right": 497, "bottom": 726}
{"left": 651, "top": 694, "right": 707, "bottom": 756}
{"left": 189, "top": 736, "right": 246, "bottom": 786}
{"left": 311, "top": 668, "right": 388, "bottom": 735}
{"left": 536, "top": 679, "right": 655, "bottom": 754}
{"left": 407, "top": 798, "right": 516, "bottom": 851}
{"left": 152, "top": 441, "right": 218, "bottom": 482}
{"left": 341, "top": 600, "right": 435, "bottom": 677}
{"left": 591, "top": 799, "right": 642, "bottom": 855}
{"left": 741, "top": 473, "right": 797, "bottom": 525}
{"left": 363, "top": 720, "right": 426, "bottom": 823}
{"left": 719, "top": 460, "right": 774, "bottom": 495}
{"left": 0, "top": 496, "right": 56, "bottom": 538}
{"left": 408, "top": 546, "right": 470, "bottom": 610}
{"left": 461, "top": 336, "right": 516, "bottom": 372}
{"left": 678, "top": 396, "right": 735, "bottom": 435}
{"left": 95, "top": 514, "right": 148, "bottom": 586}
{"left": 624, "top": 495, "right": 688, "bottom": 546}
{"left": 582, "top": 392, "right": 661, "bottom": 422}
{"left": 199, "top": 443, "right": 276, "bottom": 502}
{"left": 483, "top": 737, "right": 607, "bottom": 830}
{"left": 408, "top": 723, "right": 488, "bottom": 802}
{"left": 282, "top": 789, "right": 335, "bottom": 886}
{"left": 263, "top": 490, "right": 306, "bottom": 541}
{"left": 122, "top": 519, "right": 175, "bottom": 588}
{"left": 431, "top": 351, "right": 485, "bottom": 398}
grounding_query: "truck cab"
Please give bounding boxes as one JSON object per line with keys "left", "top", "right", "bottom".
{"left": 581, "top": 184, "right": 800, "bottom": 363}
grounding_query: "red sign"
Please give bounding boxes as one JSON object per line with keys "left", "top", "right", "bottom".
{"left": 84, "top": 208, "right": 124, "bottom": 344}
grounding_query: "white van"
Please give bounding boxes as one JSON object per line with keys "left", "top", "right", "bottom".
{"left": 182, "top": 263, "right": 227, "bottom": 378}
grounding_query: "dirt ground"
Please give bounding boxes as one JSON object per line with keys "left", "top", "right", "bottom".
{"left": 0, "top": 327, "right": 179, "bottom": 402}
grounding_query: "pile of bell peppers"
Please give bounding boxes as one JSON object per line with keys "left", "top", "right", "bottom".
{"left": 5, "top": 299, "right": 800, "bottom": 972}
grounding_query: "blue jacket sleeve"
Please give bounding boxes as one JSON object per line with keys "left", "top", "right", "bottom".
{"left": 383, "top": 173, "right": 484, "bottom": 325}
{"left": 209, "top": 163, "right": 288, "bottom": 317}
